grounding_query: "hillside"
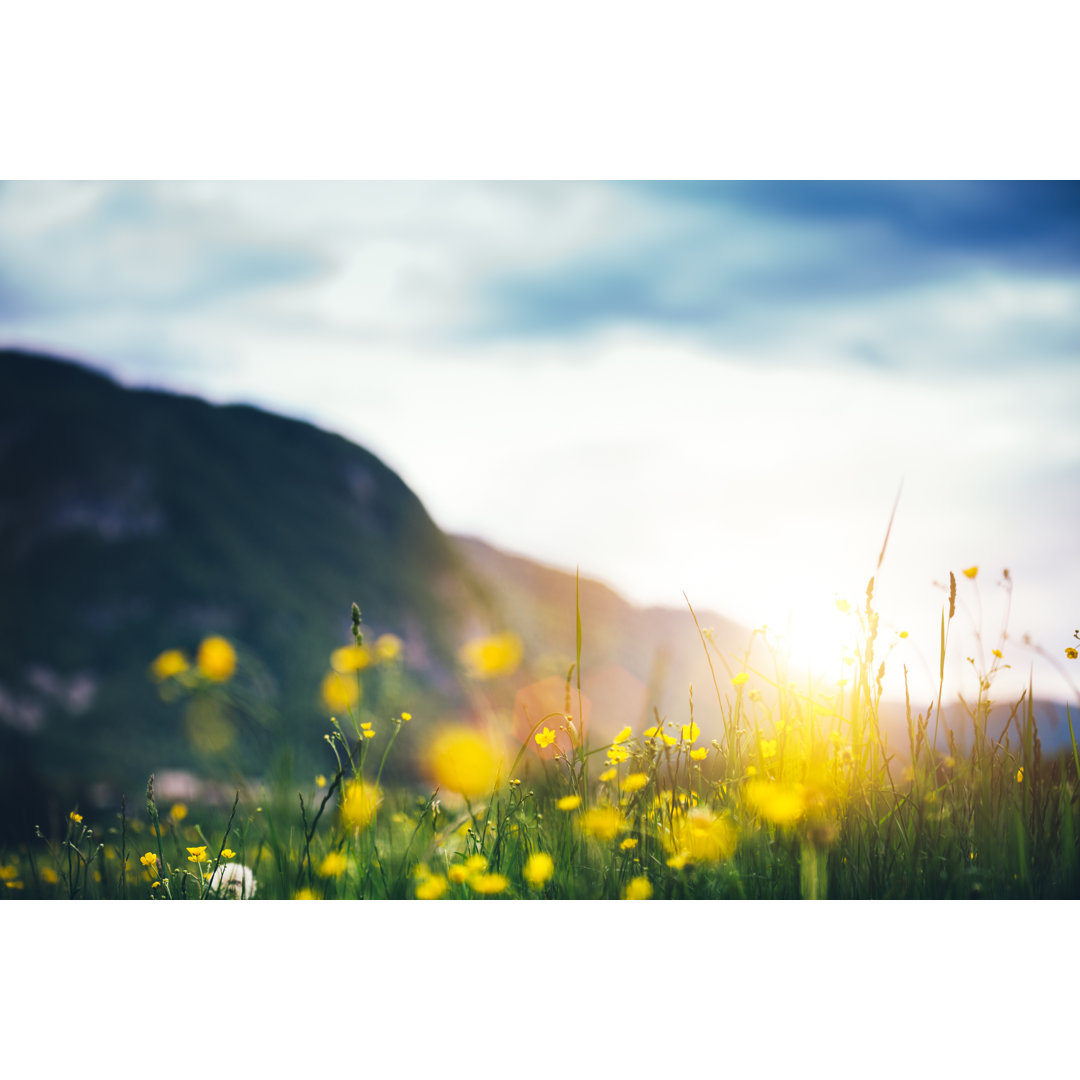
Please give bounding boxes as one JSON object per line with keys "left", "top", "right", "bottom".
{"left": 0, "top": 350, "right": 750, "bottom": 837}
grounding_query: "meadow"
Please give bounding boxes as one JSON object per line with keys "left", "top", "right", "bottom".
{"left": 4, "top": 570, "right": 1078, "bottom": 902}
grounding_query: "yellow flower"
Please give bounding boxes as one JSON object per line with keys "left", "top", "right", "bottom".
{"left": 556, "top": 795, "right": 582, "bottom": 812}
{"left": 621, "top": 772, "right": 649, "bottom": 794}
{"left": 523, "top": 852, "right": 555, "bottom": 889}
{"left": 667, "top": 808, "right": 737, "bottom": 863}
{"left": 315, "top": 775, "right": 327, "bottom": 788}
{"left": 1016, "top": 768, "right": 1024, "bottom": 783}
{"left": 361, "top": 721, "right": 376, "bottom": 739}
{"left": 465, "top": 854, "right": 489, "bottom": 874}
{"left": 374, "top": 634, "right": 403, "bottom": 662}
{"left": 579, "top": 806, "right": 625, "bottom": 842}
{"left": 731, "top": 672, "right": 749, "bottom": 686}
{"left": 598, "top": 768, "right": 616, "bottom": 783}
{"left": 624, "top": 876, "right": 653, "bottom": 900}
{"left": 416, "top": 874, "right": 448, "bottom": 900}
{"left": 321, "top": 670, "right": 360, "bottom": 714}
{"left": 689, "top": 747, "right": 708, "bottom": 761}
{"left": 340, "top": 779, "right": 382, "bottom": 831}
{"left": 0, "top": 865, "right": 17, "bottom": 881}
{"left": 744, "top": 779, "right": 806, "bottom": 826}
{"left": 534, "top": 727, "right": 556, "bottom": 749}
{"left": 899, "top": 630, "right": 909, "bottom": 639}
{"left": 613, "top": 726, "right": 632, "bottom": 744}
{"left": 448, "top": 865, "right": 469, "bottom": 885}
{"left": 962, "top": 566, "right": 978, "bottom": 579}
{"left": 427, "top": 726, "right": 502, "bottom": 798}
{"left": 139, "top": 851, "right": 159, "bottom": 878}
{"left": 607, "top": 743, "right": 630, "bottom": 763}
{"left": 5, "top": 880, "right": 24, "bottom": 890}
{"left": 221, "top": 848, "right": 236, "bottom": 860}
{"left": 458, "top": 631, "right": 524, "bottom": 680}
{"left": 69, "top": 811, "right": 83, "bottom": 824}
{"left": 169, "top": 803, "right": 188, "bottom": 822}
{"left": 151, "top": 649, "right": 189, "bottom": 681}
{"left": 681, "top": 721, "right": 700, "bottom": 743}
{"left": 330, "top": 644, "right": 371, "bottom": 673}
{"left": 1066, "top": 647, "right": 1078, "bottom": 660}
{"left": 293, "top": 888, "right": 319, "bottom": 900}
{"left": 620, "top": 837, "right": 638, "bottom": 850}
{"left": 992, "top": 649, "right": 1003, "bottom": 659}
{"left": 197, "top": 636, "right": 237, "bottom": 681}
{"left": 400, "top": 712, "right": 413, "bottom": 722}
{"left": 41, "top": 867, "right": 59, "bottom": 885}
{"left": 469, "top": 873, "right": 509, "bottom": 895}
{"left": 759, "top": 738, "right": 777, "bottom": 760}
{"left": 318, "top": 851, "right": 348, "bottom": 878}
{"left": 186, "top": 845, "right": 208, "bottom": 863}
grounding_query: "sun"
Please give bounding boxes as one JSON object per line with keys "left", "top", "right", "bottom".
{"left": 761, "top": 586, "right": 860, "bottom": 688}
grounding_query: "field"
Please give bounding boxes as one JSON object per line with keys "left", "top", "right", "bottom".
{"left": 4, "top": 570, "right": 1079, "bottom": 902}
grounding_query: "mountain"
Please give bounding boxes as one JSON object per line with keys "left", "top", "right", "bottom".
{"left": 0, "top": 350, "right": 751, "bottom": 838}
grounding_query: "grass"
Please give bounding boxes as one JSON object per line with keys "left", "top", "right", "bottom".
{"left": 3, "top": 573, "right": 1079, "bottom": 901}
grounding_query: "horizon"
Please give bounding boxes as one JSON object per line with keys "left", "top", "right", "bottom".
{"left": 2, "top": 181, "right": 1078, "bottom": 707}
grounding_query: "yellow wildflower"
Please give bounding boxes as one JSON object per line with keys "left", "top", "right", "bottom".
{"left": 5, "top": 880, "right": 24, "bottom": 890}
{"left": 416, "top": 874, "right": 448, "bottom": 900}
{"left": 624, "top": 876, "right": 653, "bottom": 900}
{"left": 315, "top": 775, "right": 327, "bottom": 788}
{"left": 667, "top": 808, "right": 737, "bottom": 863}
{"left": 523, "top": 852, "right": 555, "bottom": 889}
{"left": 621, "top": 772, "right": 649, "bottom": 794}
{"left": 197, "top": 636, "right": 236, "bottom": 682}
{"left": 331, "top": 644, "right": 371, "bottom": 673}
{"left": 579, "top": 806, "right": 625, "bottom": 842}
{"left": 221, "top": 848, "right": 236, "bottom": 860}
{"left": 293, "top": 888, "right": 319, "bottom": 900}
{"left": 744, "top": 779, "right": 806, "bottom": 826}
{"left": 469, "top": 873, "right": 509, "bottom": 895}
{"left": 427, "top": 726, "right": 502, "bottom": 798}
{"left": 401, "top": 712, "right": 412, "bottom": 722}
{"left": 1066, "top": 647, "right": 1078, "bottom": 660}
{"left": 321, "top": 670, "right": 360, "bottom": 714}
{"left": 41, "top": 867, "right": 59, "bottom": 885}
{"left": 556, "top": 795, "right": 582, "bottom": 812}
{"left": 186, "top": 845, "right": 208, "bottom": 863}
{"left": 731, "top": 672, "right": 749, "bottom": 686}
{"left": 0, "top": 865, "right": 17, "bottom": 881}
{"left": 1016, "top": 768, "right": 1024, "bottom": 783}
{"left": 448, "top": 865, "right": 469, "bottom": 885}
{"left": 317, "top": 851, "right": 348, "bottom": 878}
{"left": 598, "top": 768, "right": 616, "bottom": 783}
{"left": 69, "top": 811, "right": 83, "bottom": 824}
{"left": 151, "top": 649, "right": 189, "bottom": 681}
{"left": 361, "top": 721, "right": 375, "bottom": 739}
{"left": 534, "top": 727, "right": 556, "bottom": 749}
{"left": 458, "top": 631, "right": 523, "bottom": 680}
{"left": 607, "top": 743, "right": 630, "bottom": 763}
{"left": 992, "top": 649, "right": 1003, "bottom": 659}
{"left": 613, "top": 726, "right": 632, "bottom": 744}
{"left": 374, "top": 633, "right": 403, "bottom": 662}
{"left": 465, "top": 854, "right": 489, "bottom": 873}
{"left": 620, "top": 837, "right": 638, "bottom": 850}
{"left": 340, "top": 779, "right": 382, "bottom": 831}
{"left": 759, "top": 738, "right": 777, "bottom": 759}
{"left": 169, "top": 802, "right": 188, "bottom": 822}
{"left": 962, "top": 566, "right": 978, "bottom": 579}
{"left": 689, "top": 747, "right": 708, "bottom": 761}
{"left": 681, "top": 721, "right": 700, "bottom": 743}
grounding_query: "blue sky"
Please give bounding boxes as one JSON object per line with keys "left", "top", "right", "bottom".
{"left": 2, "top": 180, "right": 1078, "bottom": 703}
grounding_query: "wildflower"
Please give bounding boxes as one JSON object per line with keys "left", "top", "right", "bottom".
{"left": 1017, "top": 768, "right": 1024, "bottom": 783}
{"left": 151, "top": 649, "right": 189, "bottom": 681}
{"left": 579, "top": 806, "right": 625, "bottom": 842}
{"left": 681, "top": 721, "right": 700, "bottom": 743}
{"left": 556, "top": 795, "right": 582, "bottom": 812}
{"left": 598, "top": 768, "right": 616, "bottom": 783}
{"left": 621, "top": 772, "right": 649, "bottom": 794}
{"left": 209, "top": 862, "right": 257, "bottom": 898}
{"left": 293, "top": 888, "right": 319, "bottom": 900}
{"left": 731, "top": 672, "right": 749, "bottom": 686}
{"left": 613, "top": 726, "right": 632, "bottom": 744}
{"left": 523, "top": 852, "right": 555, "bottom": 889}
{"left": 962, "top": 566, "right": 978, "bottom": 579}
{"left": 139, "top": 851, "right": 158, "bottom": 869}
{"left": 667, "top": 808, "right": 737, "bottom": 864}
{"left": 41, "top": 867, "right": 59, "bottom": 885}
{"left": 0, "top": 865, "right": 17, "bottom": 881}
{"left": 607, "top": 743, "right": 630, "bottom": 763}
{"left": 321, "top": 670, "right": 360, "bottom": 714}
{"left": 400, "top": 712, "right": 413, "bottom": 722}
{"left": 186, "top": 845, "right": 208, "bottom": 863}
{"left": 361, "top": 721, "right": 376, "bottom": 739}
{"left": 197, "top": 636, "right": 237, "bottom": 682}
{"left": 170, "top": 802, "right": 188, "bottom": 822}
{"left": 5, "top": 880, "right": 23, "bottom": 890}
{"left": 689, "top": 748, "right": 708, "bottom": 761}
{"left": 427, "top": 726, "right": 502, "bottom": 798}
{"left": 835, "top": 598, "right": 851, "bottom": 614}
{"left": 374, "top": 633, "right": 403, "bottom": 662}
{"left": 458, "top": 632, "right": 524, "bottom": 680}
{"left": 1066, "top": 648, "right": 1078, "bottom": 661}
{"left": 340, "top": 779, "right": 382, "bottom": 831}
{"left": 448, "top": 865, "right": 469, "bottom": 885}
{"left": 534, "top": 727, "right": 556, "bottom": 749}
{"left": 221, "top": 848, "right": 236, "bottom": 860}
{"left": 315, "top": 775, "right": 327, "bottom": 788}
{"left": 899, "top": 631, "right": 909, "bottom": 639}
{"left": 331, "top": 644, "right": 371, "bottom": 673}
{"left": 620, "top": 837, "right": 638, "bottom": 850}
{"left": 317, "top": 851, "right": 348, "bottom": 878}
{"left": 992, "top": 649, "right": 1003, "bottom": 659}
{"left": 69, "top": 811, "right": 83, "bottom": 824}
{"left": 469, "top": 873, "right": 509, "bottom": 895}
{"left": 465, "top": 854, "right": 489, "bottom": 874}
{"left": 744, "top": 780, "right": 806, "bottom": 826}
{"left": 759, "top": 739, "right": 777, "bottom": 759}
{"left": 666, "top": 853, "right": 689, "bottom": 870}
{"left": 624, "top": 876, "right": 653, "bottom": 900}
{"left": 416, "top": 874, "right": 448, "bottom": 900}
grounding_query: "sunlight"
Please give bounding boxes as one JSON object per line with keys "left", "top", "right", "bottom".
{"left": 762, "top": 586, "right": 860, "bottom": 688}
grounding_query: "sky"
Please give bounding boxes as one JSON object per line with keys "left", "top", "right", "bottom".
{"left": 2, "top": 179, "right": 1078, "bottom": 704}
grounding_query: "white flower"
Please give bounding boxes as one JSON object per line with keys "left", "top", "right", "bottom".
{"left": 209, "top": 862, "right": 257, "bottom": 899}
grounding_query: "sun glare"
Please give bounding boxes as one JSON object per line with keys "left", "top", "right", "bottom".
{"left": 763, "top": 588, "right": 860, "bottom": 688}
